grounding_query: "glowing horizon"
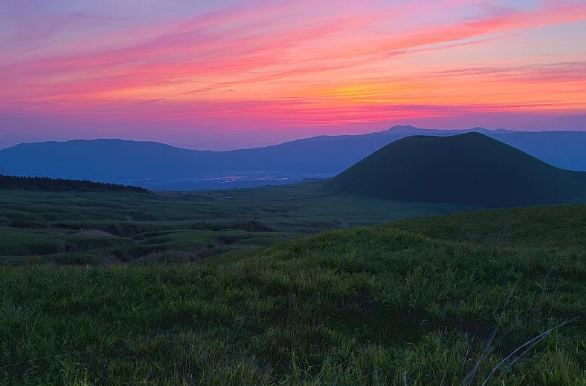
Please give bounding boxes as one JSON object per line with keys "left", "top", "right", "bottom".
{"left": 1, "top": 0, "right": 585, "bottom": 149}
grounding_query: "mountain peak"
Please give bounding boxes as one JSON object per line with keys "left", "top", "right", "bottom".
{"left": 329, "top": 133, "right": 586, "bottom": 207}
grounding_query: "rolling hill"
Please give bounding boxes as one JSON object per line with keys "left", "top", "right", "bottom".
{"left": 1, "top": 126, "right": 585, "bottom": 190}
{"left": 328, "top": 133, "right": 586, "bottom": 207}
{"left": 1, "top": 205, "right": 584, "bottom": 384}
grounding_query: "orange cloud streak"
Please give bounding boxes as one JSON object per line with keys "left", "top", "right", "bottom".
{"left": 1, "top": 0, "right": 585, "bottom": 139}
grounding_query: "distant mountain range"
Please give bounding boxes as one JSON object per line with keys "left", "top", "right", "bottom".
{"left": 329, "top": 133, "right": 586, "bottom": 207}
{"left": 1, "top": 125, "right": 585, "bottom": 190}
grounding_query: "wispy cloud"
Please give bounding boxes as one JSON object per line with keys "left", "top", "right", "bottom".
{"left": 0, "top": 0, "right": 585, "bottom": 145}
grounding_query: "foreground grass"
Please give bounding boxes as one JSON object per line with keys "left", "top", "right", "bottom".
{"left": 1, "top": 206, "right": 584, "bottom": 385}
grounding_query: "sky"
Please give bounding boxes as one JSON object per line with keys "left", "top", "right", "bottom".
{"left": 1, "top": 0, "right": 585, "bottom": 150}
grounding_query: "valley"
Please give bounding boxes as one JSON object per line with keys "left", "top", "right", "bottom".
{"left": 0, "top": 182, "right": 469, "bottom": 265}
{"left": 2, "top": 126, "right": 586, "bottom": 190}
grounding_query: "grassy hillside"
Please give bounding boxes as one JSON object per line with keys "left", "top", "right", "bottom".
{"left": 0, "top": 206, "right": 584, "bottom": 385}
{"left": 329, "top": 133, "right": 586, "bottom": 207}
{"left": 0, "top": 184, "right": 467, "bottom": 265}
{"left": 391, "top": 205, "right": 586, "bottom": 248}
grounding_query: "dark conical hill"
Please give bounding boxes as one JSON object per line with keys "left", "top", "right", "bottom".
{"left": 328, "top": 133, "right": 586, "bottom": 207}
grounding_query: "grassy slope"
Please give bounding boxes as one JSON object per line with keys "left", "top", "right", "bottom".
{"left": 391, "top": 205, "right": 586, "bottom": 248}
{"left": 0, "top": 184, "right": 468, "bottom": 265}
{"left": 329, "top": 133, "right": 586, "bottom": 207}
{"left": 0, "top": 206, "right": 584, "bottom": 385}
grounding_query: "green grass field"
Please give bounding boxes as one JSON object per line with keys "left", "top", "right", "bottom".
{"left": 0, "top": 183, "right": 468, "bottom": 265}
{"left": 0, "top": 192, "right": 584, "bottom": 385}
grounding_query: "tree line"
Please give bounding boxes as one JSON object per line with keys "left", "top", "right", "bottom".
{"left": 0, "top": 175, "right": 148, "bottom": 193}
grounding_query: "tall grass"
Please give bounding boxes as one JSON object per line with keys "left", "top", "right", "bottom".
{"left": 1, "top": 213, "right": 584, "bottom": 385}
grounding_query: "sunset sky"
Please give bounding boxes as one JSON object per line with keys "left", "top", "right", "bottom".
{"left": 1, "top": 0, "right": 585, "bottom": 149}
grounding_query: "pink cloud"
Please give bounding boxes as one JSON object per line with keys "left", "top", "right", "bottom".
{"left": 1, "top": 0, "right": 585, "bottom": 146}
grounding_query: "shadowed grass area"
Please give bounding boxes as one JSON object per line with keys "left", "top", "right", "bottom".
{"left": 0, "top": 184, "right": 469, "bottom": 265}
{"left": 0, "top": 206, "right": 584, "bottom": 385}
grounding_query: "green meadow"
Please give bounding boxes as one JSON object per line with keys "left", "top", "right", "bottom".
{"left": 0, "top": 183, "right": 466, "bottom": 265}
{"left": 0, "top": 187, "right": 584, "bottom": 385}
